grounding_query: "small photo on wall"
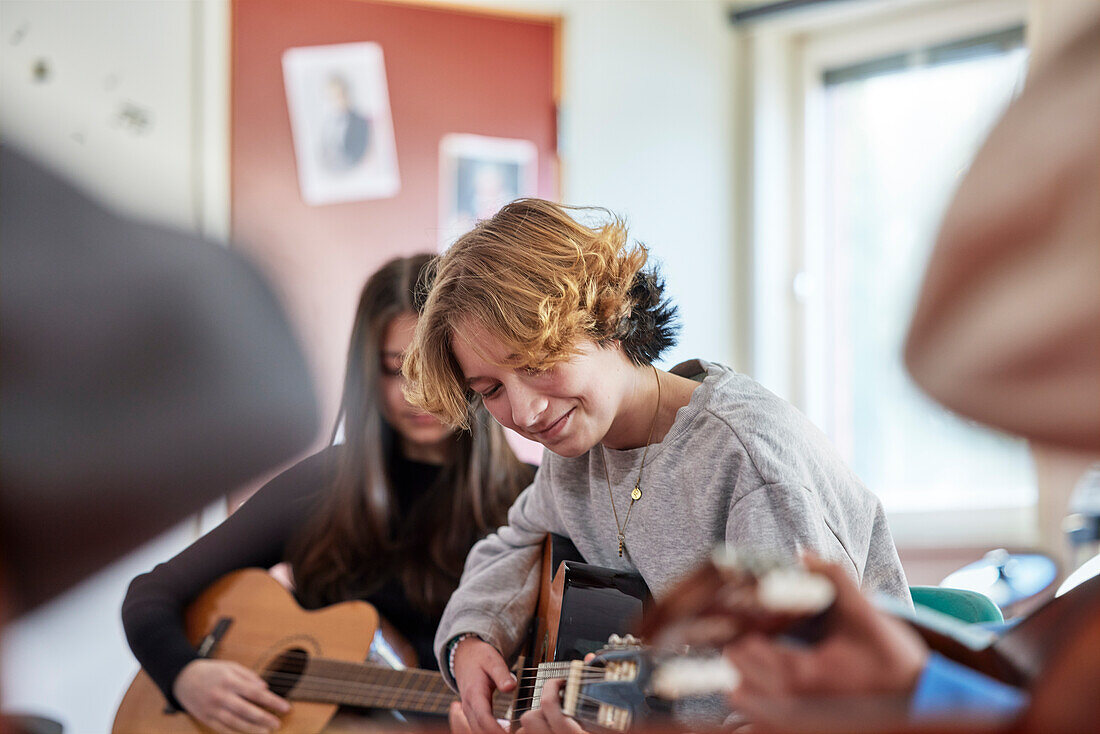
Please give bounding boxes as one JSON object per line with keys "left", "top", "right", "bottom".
{"left": 282, "top": 42, "right": 400, "bottom": 205}
{"left": 439, "top": 134, "right": 538, "bottom": 249}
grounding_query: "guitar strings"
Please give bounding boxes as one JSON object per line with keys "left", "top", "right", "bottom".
{"left": 225, "top": 670, "right": 610, "bottom": 699}
{"left": 234, "top": 675, "right": 601, "bottom": 719}
{"left": 246, "top": 666, "right": 607, "bottom": 699}
{"left": 265, "top": 678, "right": 458, "bottom": 703}
{"left": 255, "top": 666, "right": 610, "bottom": 695}
{"left": 256, "top": 670, "right": 458, "bottom": 705}
{"left": 236, "top": 667, "right": 615, "bottom": 713}
{"left": 211, "top": 639, "right": 612, "bottom": 680}
{"left": 186, "top": 642, "right": 617, "bottom": 714}
{"left": 237, "top": 660, "right": 611, "bottom": 691}
{"left": 217, "top": 675, "right": 630, "bottom": 726}
{"left": 254, "top": 663, "right": 608, "bottom": 686}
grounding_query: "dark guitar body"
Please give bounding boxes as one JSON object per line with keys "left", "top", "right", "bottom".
{"left": 551, "top": 562, "right": 650, "bottom": 661}
{"left": 537, "top": 534, "right": 651, "bottom": 663}
{"left": 510, "top": 534, "right": 651, "bottom": 729}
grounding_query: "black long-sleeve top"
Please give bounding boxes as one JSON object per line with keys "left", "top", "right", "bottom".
{"left": 121, "top": 445, "right": 446, "bottom": 704}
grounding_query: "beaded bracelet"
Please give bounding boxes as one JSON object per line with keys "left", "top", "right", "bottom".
{"left": 447, "top": 632, "right": 482, "bottom": 679}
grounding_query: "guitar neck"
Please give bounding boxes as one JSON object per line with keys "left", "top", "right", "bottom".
{"left": 291, "top": 659, "right": 513, "bottom": 718}
{"left": 291, "top": 659, "right": 454, "bottom": 714}
{"left": 527, "top": 661, "right": 574, "bottom": 710}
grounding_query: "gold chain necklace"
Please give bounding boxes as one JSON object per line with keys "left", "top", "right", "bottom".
{"left": 601, "top": 365, "right": 661, "bottom": 558}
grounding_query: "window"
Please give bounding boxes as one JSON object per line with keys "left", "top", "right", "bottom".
{"left": 745, "top": 0, "right": 1036, "bottom": 545}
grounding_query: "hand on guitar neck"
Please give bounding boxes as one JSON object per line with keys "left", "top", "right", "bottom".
{"left": 644, "top": 553, "right": 928, "bottom": 727}
{"left": 173, "top": 659, "right": 291, "bottom": 734}
{"left": 726, "top": 559, "right": 926, "bottom": 717}
{"left": 509, "top": 552, "right": 918, "bottom": 734}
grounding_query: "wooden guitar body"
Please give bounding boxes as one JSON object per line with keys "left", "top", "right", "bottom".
{"left": 114, "top": 539, "right": 656, "bottom": 734}
{"left": 113, "top": 568, "right": 378, "bottom": 734}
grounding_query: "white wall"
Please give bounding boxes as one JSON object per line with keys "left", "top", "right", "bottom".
{"left": 1, "top": 0, "right": 198, "bottom": 228}
{"left": 560, "top": 0, "right": 737, "bottom": 369}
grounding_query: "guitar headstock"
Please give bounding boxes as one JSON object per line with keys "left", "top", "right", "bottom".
{"left": 637, "top": 546, "right": 836, "bottom": 650}
{"left": 560, "top": 635, "right": 645, "bottom": 731}
{"left": 556, "top": 549, "right": 836, "bottom": 731}
{"left": 562, "top": 634, "right": 739, "bottom": 732}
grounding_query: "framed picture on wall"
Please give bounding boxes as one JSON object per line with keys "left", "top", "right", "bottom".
{"left": 439, "top": 133, "right": 537, "bottom": 249}
{"left": 282, "top": 42, "right": 400, "bottom": 205}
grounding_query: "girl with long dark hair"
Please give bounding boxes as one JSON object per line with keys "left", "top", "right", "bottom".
{"left": 122, "top": 254, "right": 533, "bottom": 734}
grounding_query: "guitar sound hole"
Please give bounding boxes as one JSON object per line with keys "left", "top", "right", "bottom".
{"left": 263, "top": 647, "right": 308, "bottom": 697}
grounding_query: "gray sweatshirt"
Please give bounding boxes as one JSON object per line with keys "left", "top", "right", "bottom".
{"left": 435, "top": 359, "right": 910, "bottom": 684}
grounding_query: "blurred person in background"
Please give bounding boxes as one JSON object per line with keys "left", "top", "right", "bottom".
{"left": 121, "top": 255, "right": 534, "bottom": 734}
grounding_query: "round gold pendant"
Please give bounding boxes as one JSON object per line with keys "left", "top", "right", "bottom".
{"left": 631, "top": 486, "right": 642, "bottom": 501}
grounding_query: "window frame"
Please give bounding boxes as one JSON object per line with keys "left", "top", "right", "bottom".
{"left": 740, "top": 0, "right": 1037, "bottom": 548}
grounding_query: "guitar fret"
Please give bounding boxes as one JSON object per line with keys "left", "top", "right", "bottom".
{"left": 413, "top": 674, "right": 434, "bottom": 708}
{"left": 357, "top": 660, "right": 377, "bottom": 708}
{"left": 292, "top": 658, "right": 456, "bottom": 714}
{"left": 395, "top": 668, "right": 415, "bottom": 708}
{"left": 373, "top": 666, "right": 394, "bottom": 709}
{"left": 530, "top": 661, "right": 572, "bottom": 712}
{"left": 411, "top": 668, "right": 431, "bottom": 712}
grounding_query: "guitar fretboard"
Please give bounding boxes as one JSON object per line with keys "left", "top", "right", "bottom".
{"left": 528, "top": 661, "right": 574, "bottom": 712}
{"left": 290, "top": 659, "right": 511, "bottom": 718}
{"left": 291, "top": 660, "right": 454, "bottom": 713}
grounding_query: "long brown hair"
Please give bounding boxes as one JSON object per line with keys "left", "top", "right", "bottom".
{"left": 288, "top": 254, "right": 533, "bottom": 615}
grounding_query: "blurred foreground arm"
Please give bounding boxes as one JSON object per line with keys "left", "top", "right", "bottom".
{"left": 0, "top": 145, "right": 318, "bottom": 614}
{"left": 904, "top": 17, "right": 1100, "bottom": 453}
{"left": 646, "top": 555, "right": 1025, "bottom": 728}
{"left": 722, "top": 557, "right": 929, "bottom": 720}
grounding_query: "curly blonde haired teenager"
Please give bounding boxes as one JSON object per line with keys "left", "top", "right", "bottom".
{"left": 403, "top": 199, "right": 910, "bottom": 733}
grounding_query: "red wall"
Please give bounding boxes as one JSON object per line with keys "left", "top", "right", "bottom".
{"left": 231, "top": 0, "right": 558, "bottom": 450}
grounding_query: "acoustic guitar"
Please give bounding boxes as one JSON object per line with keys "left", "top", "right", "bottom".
{"left": 112, "top": 538, "right": 647, "bottom": 734}
{"left": 112, "top": 537, "right": 728, "bottom": 734}
{"left": 111, "top": 568, "right": 510, "bottom": 734}
{"left": 506, "top": 534, "right": 650, "bottom": 729}
{"left": 508, "top": 536, "right": 754, "bottom": 731}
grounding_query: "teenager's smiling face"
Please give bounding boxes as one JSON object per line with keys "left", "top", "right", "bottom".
{"left": 451, "top": 320, "right": 635, "bottom": 458}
